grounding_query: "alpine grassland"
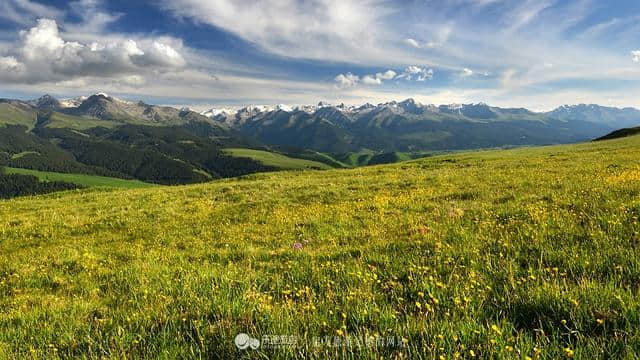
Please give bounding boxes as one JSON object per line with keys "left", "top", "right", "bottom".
{"left": 4, "top": 168, "right": 154, "bottom": 189}
{"left": 224, "top": 149, "right": 333, "bottom": 170}
{"left": 1, "top": 135, "right": 640, "bottom": 359}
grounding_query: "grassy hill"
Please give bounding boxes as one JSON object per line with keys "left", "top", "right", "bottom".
{"left": 5, "top": 167, "right": 154, "bottom": 188}
{"left": 225, "top": 148, "right": 333, "bottom": 170}
{"left": 0, "top": 102, "right": 36, "bottom": 129}
{"left": 46, "top": 111, "right": 120, "bottom": 130}
{"left": 595, "top": 126, "right": 640, "bottom": 141}
{"left": 0, "top": 135, "right": 639, "bottom": 358}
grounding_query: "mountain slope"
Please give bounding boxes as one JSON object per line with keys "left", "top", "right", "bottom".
{"left": 0, "top": 100, "right": 38, "bottom": 129}
{"left": 32, "top": 125, "right": 277, "bottom": 184}
{"left": 4, "top": 167, "right": 154, "bottom": 188}
{"left": 1, "top": 134, "right": 639, "bottom": 358}
{"left": 224, "top": 148, "right": 333, "bottom": 170}
{"left": 547, "top": 104, "right": 640, "bottom": 128}
{"left": 0, "top": 94, "right": 302, "bottom": 184}
{"left": 14, "top": 94, "right": 235, "bottom": 132}
{"left": 595, "top": 126, "right": 640, "bottom": 141}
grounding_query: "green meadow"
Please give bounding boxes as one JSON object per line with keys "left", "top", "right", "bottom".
{"left": 4, "top": 167, "right": 154, "bottom": 189}
{"left": 0, "top": 135, "right": 639, "bottom": 359}
{"left": 225, "top": 148, "right": 333, "bottom": 170}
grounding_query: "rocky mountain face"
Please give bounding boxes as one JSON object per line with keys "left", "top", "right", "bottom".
{"left": 28, "top": 93, "right": 224, "bottom": 128}
{"left": 28, "top": 94, "right": 62, "bottom": 110}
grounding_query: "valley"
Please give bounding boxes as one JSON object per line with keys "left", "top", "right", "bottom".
{"left": 1, "top": 93, "right": 639, "bottom": 195}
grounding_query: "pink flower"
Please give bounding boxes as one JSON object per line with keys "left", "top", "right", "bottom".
{"left": 292, "top": 242, "right": 303, "bottom": 250}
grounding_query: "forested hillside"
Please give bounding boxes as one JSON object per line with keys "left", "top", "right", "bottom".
{"left": 0, "top": 167, "right": 81, "bottom": 199}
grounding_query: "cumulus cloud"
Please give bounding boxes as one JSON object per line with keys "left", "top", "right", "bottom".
{"left": 334, "top": 73, "right": 360, "bottom": 89}
{"left": 633, "top": 51, "right": 640, "bottom": 63}
{"left": 0, "top": 56, "right": 24, "bottom": 71}
{"left": 0, "top": 18, "right": 186, "bottom": 84}
{"left": 377, "top": 70, "right": 397, "bottom": 80}
{"left": 361, "top": 75, "right": 381, "bottom": 85}
{"left": 361, "top": 70, "right": 398, "bottom": 86}
{"left": 335, "top": 67, "right": 433, "bottom": 89}
{"left": 397, "top": 66, "right": 434, "bottom": 81}
{"left": 336, "top": 69, "right": 398, "bottom": 88}
{"left": 136, "top": 41, "right": 187, "bottom": 68}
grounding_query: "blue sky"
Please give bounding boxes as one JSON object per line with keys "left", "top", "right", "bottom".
{"left": 0, "top": 0, "right": 639, "bottom": 110}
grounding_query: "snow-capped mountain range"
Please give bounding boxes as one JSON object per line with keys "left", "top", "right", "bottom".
{"left": 198, "top": 98, "right": 535, "bottom": 124}
{"left": 7, "top": 93, "right": 640, "bottom": 155}
{"left": 199, "top": 98, "right": 640, "bottom": 129}
{"left": 189, "top": 97, "right": 640, "bottom": 153}
{"left": 199, "top": 99, "right": 530, "bottom": 118}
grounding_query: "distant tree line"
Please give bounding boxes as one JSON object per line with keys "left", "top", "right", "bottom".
{"left": 0, "top": 167, "right": 81, "bottom": 199}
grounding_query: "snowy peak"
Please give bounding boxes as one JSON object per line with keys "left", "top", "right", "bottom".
{"left": 202, "top": 108, "right": 233, "bottom": 118}
{"left": 200, "top": 99, "right": 536, "bottom": 121}
{"left": 59, "top": 96, "right": 88, "bottom": 108}
{"left": 275, "top": 104, "right": 293, "bottom": 112}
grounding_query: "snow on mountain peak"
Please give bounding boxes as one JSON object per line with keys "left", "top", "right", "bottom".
{"left": 59, "top": 96, "right": 88, "bottom": 108}
{"left": 275, "top": 104, "right": 293, "bottom": 112}
{"left": 201, "top": 108, "right": 233, "bottom": 118}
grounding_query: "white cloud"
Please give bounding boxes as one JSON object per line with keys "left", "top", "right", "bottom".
{"left": 361, "top": 75, "right": 381, "bottom": 85}
{"left": 404, "top": 38, "right": 421, "bottom": 48}
{"left": 336, "top": 67, "right": 434, "bottom": 89}
{"left": 0, "top": 0, "right": 62, "bottom": 25}
{"left": 139, "top": 41, "right": 187, "bottom": 68}
{"left": 159, "top": 0, "right": 397, "bottom": 64}
{"left": 403, "top": 26, "right": 452, "bottom": 51}
{"left": 0, "top": 18, "right": 187, "bottom": 84}
{"left": 461, "top": 68, "right": 474, "bottom": 77}
{"left": 0, "top": 56, "right": 25, "bottom": 72}
{"left": 376, "top": 70, "right": 397, "bottom": 80}
{"left": 632, "top": 50, "right": 640, "bottom": 63}
{"left": 66, "top": 0, "right": 124, "bottom": 33}
{"left": 505, "top": 0, "right": 557, "bottom": 32}
{"left": 397, "top": 66, "right": 434, "bottom": 81}
{"left": 336, "top": 69, "right": 398, "bottom": 88}
{"left": 334, "top": 73, "right": 360, "bottom": 89}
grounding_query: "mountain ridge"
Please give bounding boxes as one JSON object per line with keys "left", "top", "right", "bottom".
{"left": 7, "top": 93, "right": 640, "bottom": 155}
{"left": 196, "top": 98, "right": 640, "bottom": 153}
{"left": 199, "top": 99, "right": 640, "bottom": 121}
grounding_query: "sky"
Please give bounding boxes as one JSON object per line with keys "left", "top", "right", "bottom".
{"left": 0, "top": 0, "right": 639, "bottom": 111}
